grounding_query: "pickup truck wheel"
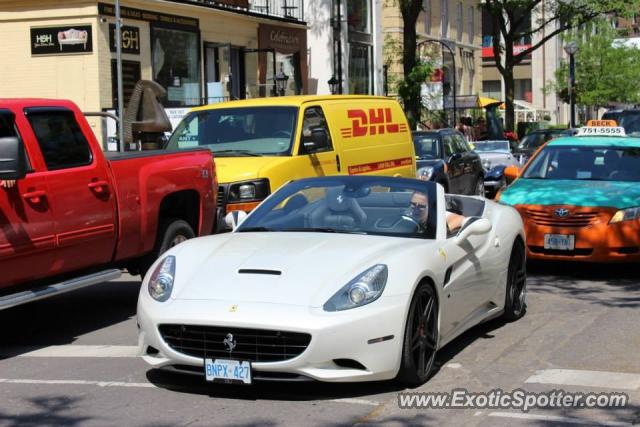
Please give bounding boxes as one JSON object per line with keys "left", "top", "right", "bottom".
{"left": 139, "top": 219, "right": 195, "bottom": 278}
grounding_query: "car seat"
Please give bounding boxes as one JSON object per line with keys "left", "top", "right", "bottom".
{"left": 306, "top": 187, "right": 367, "bottom": 229}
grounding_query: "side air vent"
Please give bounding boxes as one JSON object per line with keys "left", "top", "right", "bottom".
{"left": 237, "top": 269, "right": 282, "bottom": 276}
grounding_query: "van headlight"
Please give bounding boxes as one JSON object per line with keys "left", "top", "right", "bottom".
{"left": 323, "top": 265, "right": 388, "bottom": 311}
{"left": 228, "top": 179, "right": 270, "bottom": 201}
{"left": 148, "top": 256, "right": 176, "bottom": 302}
{"left": 610, "top": 207, "right": 640, "bottom": 224}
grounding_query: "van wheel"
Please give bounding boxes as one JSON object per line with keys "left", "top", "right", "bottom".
{"left": 138, "top": 218, "right": 195, "bottom": 278}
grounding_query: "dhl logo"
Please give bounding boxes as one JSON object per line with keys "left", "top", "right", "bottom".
{"left": 340, "top": 108, "right": 409, "bottom": 139}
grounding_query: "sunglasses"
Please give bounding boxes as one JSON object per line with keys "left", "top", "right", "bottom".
{"left": 410, "top": 202, "right": 427, "bottom": 210}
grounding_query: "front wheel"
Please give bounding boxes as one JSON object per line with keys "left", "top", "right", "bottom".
{"left": 138, "top": 218, "right": 195, "bottom": 278}
{"left": 397, "top": 283, "right": 439, "bottom": 386}
{"left": 502, "top": 240, "right": 527, "bottom": 321}
{"left": 474, "top": 178, "right": 485, "bottom": 196}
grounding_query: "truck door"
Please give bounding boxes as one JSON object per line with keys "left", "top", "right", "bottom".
{"left": 0, "top": 109, "right": 57, "bottom": 288}
{"left": 24, "top": 107, "right": 117, "bottom": 274}
{"left": 294, "top": 106, "right": 340, "bottom": 177}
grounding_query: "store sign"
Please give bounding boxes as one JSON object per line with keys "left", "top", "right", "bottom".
{"left": 109, "top": 24, "right": 140, "bottom": 54}
{"left": 31, "top": 25, "right": 93, "bottom": 55}
{"left": 98, "top": 3, "right": 198, "bottom": 30}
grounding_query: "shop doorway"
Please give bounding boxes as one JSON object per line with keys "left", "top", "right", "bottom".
{"left": 204, "top": 43, "right": 246, "bottom": 102}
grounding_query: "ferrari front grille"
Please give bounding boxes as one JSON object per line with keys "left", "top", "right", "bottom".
{"left": 526, "top": 209, "right": 599, "bottom": 228}
{"left": 159, "top": 324, "right": 311, "bottom": 362}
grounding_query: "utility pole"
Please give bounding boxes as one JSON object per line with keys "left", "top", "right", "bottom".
{"left": 115, "top": 0, "right": 125, "bottom": 152}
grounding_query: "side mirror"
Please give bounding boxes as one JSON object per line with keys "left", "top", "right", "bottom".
{"left": 225, "top": 211, "right": 248, "bottom": 230}
{"left": 0, "top": 137, "right": 27, "bottom": 180}
{"left": 454, "top": 217, "right": 492, "bottom": 246}
{"left": 303, "top": 128, "right": 329, "bottom": 153}
{"left": 504, "top": 165, "right": 520, "bottom": 183}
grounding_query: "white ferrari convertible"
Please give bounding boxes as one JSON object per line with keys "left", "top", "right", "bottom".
{"left": 137, "top": 176, "right": 526, "bottom": 385}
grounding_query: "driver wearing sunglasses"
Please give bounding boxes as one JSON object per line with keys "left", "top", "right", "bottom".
{"left": 407, "top": 191, "right": 467, "bottom": 233}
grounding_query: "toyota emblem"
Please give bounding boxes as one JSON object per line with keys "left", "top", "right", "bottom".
{"left": 554, "top": 208, "right": 570, "bottom": 218}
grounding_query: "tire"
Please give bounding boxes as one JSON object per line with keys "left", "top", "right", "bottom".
{"left": 502, "top": 239, "right": 527, "bottom": 321}
{"left": 474, "top": 177, "right": 485, "bottom": 196}
{"left": 396, "top": 282, "right": 439, "bottom": 386}
{"left": 138, "top": 218, "right": 195, "bottom": 278}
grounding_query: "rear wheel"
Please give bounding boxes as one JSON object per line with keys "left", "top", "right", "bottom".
{"left": 138, "top": 218, "right": 195, "bottom": 278}
{"left": 502, "top": 239, "right": 527, "bottom": 321}
{"left": 397, "top": 283, "right": 439, "bottom": 386}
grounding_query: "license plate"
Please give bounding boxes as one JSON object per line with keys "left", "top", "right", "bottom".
{"left": 544, "top": 234, "right": 575, "bottom": 250}
{"left": 205, "top": 358, "right": 252, "bottom": 384}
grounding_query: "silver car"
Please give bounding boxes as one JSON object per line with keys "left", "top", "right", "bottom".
{"left": 473, "top": 140, "right": 520, "bottom": 198}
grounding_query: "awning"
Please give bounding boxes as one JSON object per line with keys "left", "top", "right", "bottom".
{"left": 443, "top": 95, "right": 504, "bottom": 109}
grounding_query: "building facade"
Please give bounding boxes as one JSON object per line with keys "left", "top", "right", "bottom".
{"left": 305, "top": 0, "right": 384, "bottom": 95}
{"left": 481, "top": 6, "right": 569, "bottom": 126}
{"left": 382, "top": 0, "right": 483, "bottom": 123}
{"left": 0, "top": 0, "right": 307, "bottom": 146}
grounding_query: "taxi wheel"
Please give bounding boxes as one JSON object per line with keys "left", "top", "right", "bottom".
{"left": 502, "top": 239, "right": 527, "bottom": 321}
{"left": 397, "top": 282, "right": 438, "bottom": 386}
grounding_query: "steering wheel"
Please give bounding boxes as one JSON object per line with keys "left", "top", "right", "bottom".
{"left": 398, "top": 215, "right": 424, "bottom": 232}
{"left": 272, "top": 130, "right": 291, "bottom": 138}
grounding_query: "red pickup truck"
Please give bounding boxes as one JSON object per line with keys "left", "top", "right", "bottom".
{"left": 0, "top": 99, "right": 217, "bottom": 309}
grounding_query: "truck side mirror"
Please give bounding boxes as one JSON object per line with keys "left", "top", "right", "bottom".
{"left": 303, "top": 128, "right": 329, "bottom": 153}
{"left": 0, "top": 137, "right": 27, "bottom": 180}
{"left": 124, "top": 80, "right": 173, "bottom": 150}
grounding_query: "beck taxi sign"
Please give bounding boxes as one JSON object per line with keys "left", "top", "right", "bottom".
{"left": 576, "top": 123, "right": 626, "bottom": 136}
{"left": 586, "top": 119, "right": 618, "bottom": 127}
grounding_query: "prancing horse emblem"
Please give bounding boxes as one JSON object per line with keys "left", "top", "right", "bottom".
{"left": 223, "top": 333, "right": 236, "bottom": 352}
{"left": 337, "top": 194, "right": 344, "bottom": 204}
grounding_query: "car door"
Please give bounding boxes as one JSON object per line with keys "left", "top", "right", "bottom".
{"left": 293, "top": 106, "right": 340, "bottom": 177}
{"left": 439, "top": 226, "right": 494, "bottom": 338}
{"left": 454, "top": 133, "right": 481, "bottom": 194}
{"left": 0, "top": 108, "right": 57, "bottom": 288}
{"left": 23, "top": 107, "right": 117, "bottom": 274}
{"left": 443, "top": 133, "right": 465, "bottom": 193}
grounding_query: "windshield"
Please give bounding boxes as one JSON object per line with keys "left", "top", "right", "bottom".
{"left": 166, "top": 106, "right": 298, "bottom": 156}
{"left": 237, "top": 176, "right": 438, "bottom": 239}
{"left": 474, "top": 140, "right": 510, "bottom": 152}
{"left": 616, "top": 111, "right": 640, "bottom": 137}
{"left": 518, "top": 131, "right": 568, "bottom": 150}
{"left": 522, "top": 145, "right": 640, "bottom": 181}
{"left": 413, "top": 134, "right": 440, "bottom": 159}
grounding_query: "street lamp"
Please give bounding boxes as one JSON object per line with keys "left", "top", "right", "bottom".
{"left": 275, "top": 69, "right": 289, "bottom": 96}
{"left": 564, "top": 41, "right": 579, "bottom": 128}
{"left": 417, "top": 40, "right": 457, "bottom": 128}
{"left": 328, "top": 75, "right": 340, "bottom": 95}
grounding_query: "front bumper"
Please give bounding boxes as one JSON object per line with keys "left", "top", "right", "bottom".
{"left": 137, "top": 296, "right": 407, "bottom": 382}
{"left": 514, "top": 204, "right": 640, "bottom": 262}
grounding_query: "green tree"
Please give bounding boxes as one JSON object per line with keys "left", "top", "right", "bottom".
{"left": 384, "top": 0, "right": 435, "bottom": 129}
{"left": 551, "top": 25, "right": 640, "bottom": 109}
{"left": 483, "top": 0, "right": 639, "bottom": 131}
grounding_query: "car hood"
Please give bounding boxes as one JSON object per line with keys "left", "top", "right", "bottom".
{"left": 500, "top": 179, "right": 640, "bottom": 209}
{"left": 214, "top": 156, "right": 291, "bottom": 184}
{"left": 478, "top": 152, "right": 518, "bottom": 167}
{"left": 171, "top": 232, "right": 423, "bottom": 307}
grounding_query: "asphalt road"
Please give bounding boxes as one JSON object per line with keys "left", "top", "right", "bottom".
{"left": 0, "top": 262, "right": 639, "bottom": 427}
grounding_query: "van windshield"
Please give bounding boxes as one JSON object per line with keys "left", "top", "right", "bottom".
{"left": 166, "top": 106, "right": 298, "bottom": 156}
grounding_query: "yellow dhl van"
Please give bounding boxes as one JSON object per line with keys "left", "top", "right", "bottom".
{"left": 165, "top": 95, "right": 416, "bottom": 230}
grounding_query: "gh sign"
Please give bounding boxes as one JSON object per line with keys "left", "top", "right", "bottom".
{"left": 109, "top": 24, "right": 140, "bottom": 54}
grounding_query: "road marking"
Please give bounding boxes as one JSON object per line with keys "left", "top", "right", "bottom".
{"left": 488, "top": 411, "right": 632, "bottom": 426}
{"left": 329, "top": 398, "right": 380, "bottom": 406}
{"left": 1, "top": 345, "right": 138, "bottom": 358}
{"left": 0, "top": 378, "right": 155, "bottom": 388}
{"left": 525, "top": 369, "right": 640, "bottom": 391}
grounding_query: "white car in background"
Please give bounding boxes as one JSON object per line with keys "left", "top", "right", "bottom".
{"left": 137, "top": 176, "right": 526, "bottom": 385}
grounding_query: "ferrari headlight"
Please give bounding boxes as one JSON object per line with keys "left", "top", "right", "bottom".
{"left": 323, "top": 264, "right": 388, "bottom": 311}
{"left": 148, "top": 256, "right": 175, "bottom": 302}
{"left": 609, "top": 207, "right": 640, "bottom": 224}
{"left": 417, "top": 166, "right": 434, "bottom": 181}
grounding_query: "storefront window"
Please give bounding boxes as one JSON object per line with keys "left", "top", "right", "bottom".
{"left": 347, "top": 0, "right": 370, "bottom": 34}
{"left": 348, "top": 43, "right": 372, "bottom": 94}
{"left": 152, "top": 26, "right": 200, "bottom": 107}
{"left": 266, "top": 52, "right": 302, "bottom": 96}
